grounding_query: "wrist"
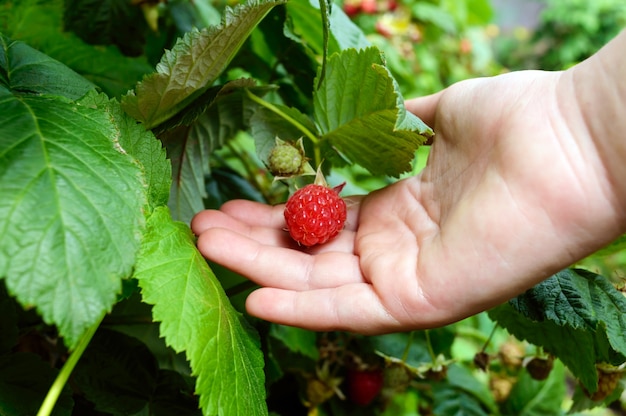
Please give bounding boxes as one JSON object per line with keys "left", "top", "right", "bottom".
{"left": 561, "top": 30, "right": 626, "bottom": 217}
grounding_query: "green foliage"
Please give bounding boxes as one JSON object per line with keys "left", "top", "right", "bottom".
{"left": 495, "top": 0, "right": 626, "bottom": 71}
{"left": 500, "top": 360, "right": 566, "bottom": 416}
{"left": 121, "top": 0, "right": 286, "bottom": 130}
{"left": 344, "top": 0, "right": 501, "bottom": 96}
{"left": 1, "top": 0, "right": 625, "bottom": 415}
{"left": 134, "top": 206, "right": 267, "bottom": 415}
{"left": 63, "top": 0, "right": 150, "bottom": 57}
{"left": 535, "top": 0, "right": 626, "bottom": 70}
{"left": 489, "top": 269, "right": 626, "bottom": 393}
{"left": 73, "top": 329, "right": 160, "bottom": 415}
{"left": 0, "top": 0, "right": 154, "bottom": 98}
{"left": 314, "top": 47, "right": 432, "bottom": 175}
{"left": 0, "top": 36, "right": 148, "bottom": 348}
{"left": 0, "top": 353, "right": 73, "bottom": 416}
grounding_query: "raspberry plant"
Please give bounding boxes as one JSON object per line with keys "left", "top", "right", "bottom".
{"left": 1, "top": 1, "right": 626, "bottom": 415}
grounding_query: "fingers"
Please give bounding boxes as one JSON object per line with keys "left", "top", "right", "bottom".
{"left": 405, "top": 91, "right": 443, "bottom": 129}
{"left": 192, "top": 200, "right": 285, "bottom": 236}
{"left": 245, "top": 285, "right": 403, "bottom": 334}
{"left": 193, "top": 208, "right": 293, "bottom": 248}
{"left": 196, "top": 227, "right": 364, "bottom": 290}
{"left": 193, "top": 197, "right": 363, "bottom": 236}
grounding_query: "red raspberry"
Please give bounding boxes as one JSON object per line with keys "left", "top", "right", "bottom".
{"left": 284, "top": 184, "right": 347, "bottom": 246}
{"left": 345, "top": 369, "right": 384, "bottom": 406}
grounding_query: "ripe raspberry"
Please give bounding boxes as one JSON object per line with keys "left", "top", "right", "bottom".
{"left": 360, "top": 0, "right": 377, "bottom": 14}
{"left": 345, "top": 369, "right": 384, "bottom": 406}
{"left": 284, "top": 184, "right": 347, "bottom": 246}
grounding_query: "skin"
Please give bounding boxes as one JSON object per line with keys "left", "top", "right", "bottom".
{"left": 192, "top": 30, "right": 626, "bottom": 335}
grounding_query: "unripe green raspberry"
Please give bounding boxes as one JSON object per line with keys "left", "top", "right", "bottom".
{"left": 268, "top": 138, "right": 308, "bottom": 177}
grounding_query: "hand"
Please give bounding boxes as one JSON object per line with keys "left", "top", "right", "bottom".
{"left": 193, "top": 68, "right": 625, "bottom": 335}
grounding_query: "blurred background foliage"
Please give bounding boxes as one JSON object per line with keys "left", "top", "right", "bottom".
{"left": 2, "top": 0, "right": 626, "bottom": 414}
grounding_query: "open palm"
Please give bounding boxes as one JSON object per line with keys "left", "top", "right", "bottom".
{"left": 192, "top": 70, "right": 623, "bottom": 334}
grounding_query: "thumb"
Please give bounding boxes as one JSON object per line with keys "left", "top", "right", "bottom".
{"left": 405, "top": 91, "right": 444, "bottom": 131}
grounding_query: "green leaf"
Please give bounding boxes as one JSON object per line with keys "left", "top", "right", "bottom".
{"left": 121, "top": 0, "right": 286, "bottom": 129}
{"left": 250, "top": 104, "right": 319, "bottom": 164}
{"left": 412, "top": 3, "right": 457, "bottom": 34}
{"left": 205, "top": 167, "right": 267, "bottom": 210}
{"left": 133, "top": 206, "right": 267, "bottom": 416}
{"left": 488, "top": 268, "right": 626, "bottom": 392}
{"left": 0, "top": 35, "right": 94, "bottom": 99}
{"left": 432, "top": 379, "right": 489, "bottom": 416}
{"left": 63, "top": 0, "right": 149, "bottom": 57}
{"left": 314, "top": 47, "right": 433, "bottom": 176}
{"left": 269, "top": 324, "right": 319, "bottom": 360}
{"left": 0, "top": 89, "right": 146, "bottom": 348}
{"left": 161, "top": 81, "right": 271, "bottom": 223}
{"left": 316, "top": 0, "right": 331, "bottom": 88}
{"left": 73, "top": 328, "right": 159, "bottom": 415}
{"left": 78, "top": 91, "right": 172, "bottom": 210}
{"left": 161, "top": 124, "right": 210, "bottom": 224}
{"left": 150, "top": 370, "right": 201, "bottom": 416}
{"left": 250, "top": 7, "right": 318, "bottom": 108}
{"left": 371, "top": 329, "right": 455, "bottom": 369}
{"left": 111, "top": 108, "right": 172, "bottom": 211}
{"left": 502, "top": 360, "right": 566, "bottom": 416}
{"left": 0, "top": 353, "right": 74, "bottom": 416}
{"left": 285, "top": 0, "right": 370, "bottom": 55}
{"left": 1, "top": 0, "right": 153, "bottom": 98}
{"left": 152, "top": 78, "right": 261, "bottom": 136}
{"left": 466, "top": 0, "right": 494, "bottom": 26}
{"left": 446, "top": 364, "right": 498, "bottom": 414}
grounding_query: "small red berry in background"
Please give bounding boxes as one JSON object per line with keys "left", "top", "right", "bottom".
{"left": 459, "top": 38, "right": 473, "bottom": 55}
{"left": 343, "top": 0, "right": 361, "bottom": 17}
{"left": 345, "top": 369, "right": 384, "bottom": 406}
{"left": 360, "top": 0, "right": 378, "bottom": 14}
{"left": 284, "top": 184, "right": 347, "bottom": 247}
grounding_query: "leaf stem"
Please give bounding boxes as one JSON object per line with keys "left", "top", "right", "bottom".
{"left": 401, "top": 331, "right": 415, "bottom": 362}
{"left": 224, "top": 141, "right": 274, "bottom": 203}
{"left": 37, "top": 315, "right": 103, "bottom": 416}
{"left": 244, "top": 89, "right": 323, "bottom": 166}
{"left": 424, "top": 330, "right": 437, "bottom": 364}
{"left": 245, "top": 89, "right": 319, "bottom": 145}
{"left": 316, "top": 0, "right": 330, "bottom": 90}
{"left": 480, "top": 323, "right": 499, "bottom": 353}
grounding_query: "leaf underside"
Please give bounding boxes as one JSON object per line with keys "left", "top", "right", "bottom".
{"left": 121, "top": 0, "right": 286, "bottom": 130}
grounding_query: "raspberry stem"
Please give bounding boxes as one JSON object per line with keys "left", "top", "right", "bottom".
{"left": 225, "top": 141, "right": 277, "bottom": 204}
{"left": 425, "top": 330, "right": 437, "bottom": 364}
{"left": 401, "top": 331, "right": 414, "bottom": 362}
{"left": 245, "top": 88, "right": 322, "bottom": 166}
